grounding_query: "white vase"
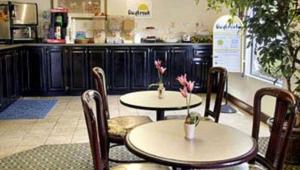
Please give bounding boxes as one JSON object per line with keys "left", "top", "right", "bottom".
{"left": 157, "top": 83, "right": 165, "bottom": 99}
{"left": 184, "top": 123, "right": 196, "bottom": 140}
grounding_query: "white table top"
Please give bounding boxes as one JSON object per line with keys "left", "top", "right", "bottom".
{"left": 120, "top": 91, "right": 202, "bottom": 110}
{"left": 126, "top": 120, "right": 257, "bottom": 169}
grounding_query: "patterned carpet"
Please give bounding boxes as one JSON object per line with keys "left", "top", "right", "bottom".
{"left": 0, "top": 99, "right": 57, "bottom": 119}
{"left": 0, "top": 138, "right": 299, "bottom": 170}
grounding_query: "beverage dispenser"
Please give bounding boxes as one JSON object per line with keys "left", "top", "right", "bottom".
{"left": 47, "top": 8, "right": 68, "bottom": 43}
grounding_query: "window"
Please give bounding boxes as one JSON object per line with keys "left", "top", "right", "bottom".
{"left": 247, "top": 39, "right": 283, "bottom": 85}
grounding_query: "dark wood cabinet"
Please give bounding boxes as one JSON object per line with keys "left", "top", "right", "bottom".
{"left": 0, "top": 49, "right": 19, "bottom": 111}
{"left": 191, "top": 46, "right": 212, "bottom": 92}
{"left": 130, "top": 48, "right": 149, "bottom": 90}
{"left": 149, "top": 47, "right": 170, "bottom": 88}
{"left": 23, "top": 47, "right": 46, "bottom": 95}
{"left": 65, "top": 47, "right": 89, "bottom": 93}
{"left": 45, "top": 47, "right": 66, "bottom": 93}
{"left": 3, "top": 51, "right": 18, "bottom": 100}
{"left": 88, "top": 47, "right": 108, "bottom": 90}
{"left": 0, "top": 52, "right": 4, "bottom": 110}
{"left": 0, "top": 44, "right": 212, "bottom": 99}
{"left": 169, "top": 47, "right": 190, "bottom": 89}
{"left": 109, "top": 48, "right": 130, "bottom": 92}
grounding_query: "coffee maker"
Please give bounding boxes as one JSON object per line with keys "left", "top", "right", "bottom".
{"left": 47, "top": 8, "right": 68, "bottom": 43}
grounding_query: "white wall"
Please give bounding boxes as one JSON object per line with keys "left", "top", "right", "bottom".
{"left": 7, "top": 0, "right": 228, "bottom": 38}
{"left": 108, "top": 0, "right": 227, "bottom": 35}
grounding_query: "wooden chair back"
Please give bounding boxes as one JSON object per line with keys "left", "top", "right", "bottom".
{"left": 252, "top": 87, "right": 297, "bottom": 170}
{"left": 92, "top": 67, "right": 109, "bottom": 119}
{"left": 204, "top": 67, "right": 227, "bottom": 122}
{"left": 81, "top": 90, "right": 109, "bottom": 170}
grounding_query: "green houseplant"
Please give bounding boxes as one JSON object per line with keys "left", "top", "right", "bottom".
{"left": 195, "top": 0, "right": 300, "bottom": 126}
{"left": 196, "top": 0, "right": 300, "bottom": 164}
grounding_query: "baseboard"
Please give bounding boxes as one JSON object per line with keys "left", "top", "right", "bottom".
{"left": 226, "top": 93, "right": 271, "bottom": 123}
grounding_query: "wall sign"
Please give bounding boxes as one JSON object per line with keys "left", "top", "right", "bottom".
{"left": 213, "top": 15, "right": 243, "bottom": 73}
{"left": 127, "top": 0, "right": 152, "bottom": 18}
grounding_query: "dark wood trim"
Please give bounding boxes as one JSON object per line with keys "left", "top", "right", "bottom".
{"left": 226, "top": 93, "right": 270, "bottom": 123}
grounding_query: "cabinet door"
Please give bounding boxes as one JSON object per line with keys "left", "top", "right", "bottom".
{"left": 149, "top": 47, "right": 170, "bottom": 87}
{"left": 88, "top": 48, "right": 108, "bottom": 90}
{"left": 109, "top": 48, "right": 130, "bottom": 91}
{"left": 169, "top": 47, "right": 190, "bottom": 89}
{"left": 191, "top": 48, "right": 212, "bottom": 92}
{"left": 23, "top": 47, "right": 46, "bottom": 94}
{"left": 46, "top": 47, "right": 66, "bottom": 92}
{"left": 130, "top": 48, "right": 149, "bottom": 90}
{"left": 3, "top": 51, "right": 18, "bottom": 100}
{"left": 66, "top": 47, "right": 89, "bottom": 93}
{"left": 0, "top": 54, "right": 4, "bottom": 110}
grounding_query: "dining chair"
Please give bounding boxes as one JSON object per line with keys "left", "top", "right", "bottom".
{"left": 165, "top": 67, "right": 227, "bottom": 123}
{"left": 250, "top": 87, "right": 296, "bottom": 170}
{"left": 92, "top": 67, "right": 152, "bottom": 144}
{"left": 81, "top": 90, "right": 170, "bottom": 170}
{"left": 92, "top": 67, "right": 153, "bottom": 162}
{"left": 225, "top": 87, "right": 297, "bottom": 170}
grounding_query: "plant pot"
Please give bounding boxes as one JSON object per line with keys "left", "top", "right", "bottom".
{"left": 184, "top": 123, "right": 196, "bottom": 140}
{"left": 157, "top": 83, "right": 165, "bottom": 99}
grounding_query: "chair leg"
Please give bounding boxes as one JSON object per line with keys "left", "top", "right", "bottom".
{"left": 108, "top": 143, "right": 146, "bottom": 163}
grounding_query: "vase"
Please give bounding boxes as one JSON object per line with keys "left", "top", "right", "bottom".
{"left": 157, "top": 83, "right": 165, "bottom": 99}
{"left": 184, "top": 123, "right": 196, "bottom": 140}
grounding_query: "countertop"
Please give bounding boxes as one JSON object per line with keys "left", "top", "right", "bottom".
{"left": 0, "top": 43, "right": 212, "bottom": 50}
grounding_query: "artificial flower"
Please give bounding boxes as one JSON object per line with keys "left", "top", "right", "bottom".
{"left": 159, "top": 67, "right": 167, "bottom": 75}
{"left": 154, "top": 60, "right": 162, "bottom": 69}
{"left": 179, "top": 86, "right": 188, "bottom": 98}
{"left": 176, "top": 74, "right": 187, "bottom": 86}
{"left": 186, "top": 81, "right": 195, "bottom": 92}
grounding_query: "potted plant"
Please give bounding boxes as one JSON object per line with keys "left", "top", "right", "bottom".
{"left": 197, "top": 0, "right": 300, "bottom": 163}
{"left": 177, "top": 74, "right": 200, "bottom": 139}
{"left": 149, "top": 59, "right": 167, "bottom": 98}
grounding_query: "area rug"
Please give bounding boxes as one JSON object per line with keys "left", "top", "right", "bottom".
{"left": 0, "top": 99, "right": 57, "bottom": 119}
{"left": 0, "top": 138, "right": 299, "bottom": 170}
{"left": 0, "top": 144, "right": 141, "bottom": 170}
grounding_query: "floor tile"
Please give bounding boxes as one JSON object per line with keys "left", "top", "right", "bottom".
{"left": 0, "top": 94, "right": 271, "bottom": 159}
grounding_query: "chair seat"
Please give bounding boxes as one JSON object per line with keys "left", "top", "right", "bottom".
{"left": 111, "top": 163, "right": 170, "bottom": 170}
{"left": 165, "top": 115, "right": 213, "bottom": 122}
{"left": 108, "top": 115, "right": 152, "bottom": 138}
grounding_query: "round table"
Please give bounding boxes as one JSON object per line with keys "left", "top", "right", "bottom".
{"left": 119, "top": 91, "right": 202, "bottom": 121}
{"left": 126, "top": 120, "right": 258, "bottom": 169}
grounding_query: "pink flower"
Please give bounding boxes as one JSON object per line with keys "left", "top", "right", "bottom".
{"left": 179, "top": 86, "right": 188, "bottom": 98}
{"left": 155, "top": 60, "right": 162, "bottom": 69}
{"left": 186, "top": 81, "right": 195, "bottom": 92}
{"left": 159, "top": 67, "right": 167, "bottom": 75}
{"left": 176, "top": 74, "right": 187, "bottom": 86}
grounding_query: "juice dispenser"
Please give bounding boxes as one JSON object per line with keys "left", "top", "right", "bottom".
{"left": 47, "top": 8, "right": 68, "bottom": 43}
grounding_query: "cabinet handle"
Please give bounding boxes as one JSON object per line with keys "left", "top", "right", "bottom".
{"left": 65, "top": 86, "right": 70, "bottom": 91}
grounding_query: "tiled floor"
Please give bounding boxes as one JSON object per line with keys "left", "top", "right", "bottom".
{"left": 0, "top": 94, "right": 270, "bottom": 159}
